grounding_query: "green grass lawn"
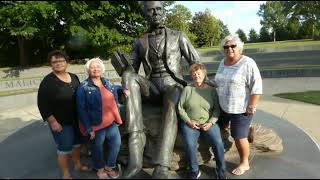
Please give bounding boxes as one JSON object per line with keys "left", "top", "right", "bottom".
{"left": 197, "top": 39, "right": 320, "bottom": 53}
{"left": 274, "top": 91, "right": 320, "bottom": 105}
{"left": 0, "top": 39, "right": 319, "bottom": 97}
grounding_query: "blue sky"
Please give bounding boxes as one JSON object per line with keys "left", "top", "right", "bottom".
{"left": 169, "top": 1, "right": 266, "bottom": 36}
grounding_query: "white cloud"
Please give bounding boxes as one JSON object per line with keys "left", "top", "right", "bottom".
{"left": 211, "top": 1, "right": 266, "bottom": 35}
{"left": 174, "top": 1, "right": 266, "bottom": 35}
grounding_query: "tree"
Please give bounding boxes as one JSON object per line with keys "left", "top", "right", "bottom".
{"left": 259, "top": 26, "right": 271, "bottom": 42}
{"left": 282, "top": 1, "right": 320, "bottom": 39}
{"left": 236, "top": 29, "right": 248, "bottom": 43}
{"left": 286, "top": 16, "right": 300, "bottom": 39}
{"left": 0, "top": 1, "right": 58, "bottom": 66}
{"left": 0, "top": 1, "right": 146, "bottom": 66}
{"left": 166, "top": 4, "right": 192, "bottom": 33}
{"left": 0, "top": 30, "right": 19, "bottom": 66}
{"left": 275, "top": 26, "right": 290, "bottom": 41}
{"left": 190, "top": 9, "right": 221, "bottom": 47}
{"left": 56, "top": 1, "right": 145, "bottom": 59}
{"left": 163, "top": 1, "right": 175, "bottom": 10}
{"left": 257, "top": 1, "right": 287, "bottom": 42}
{"left": 248, "top": 28, "right": 259, "bottom": 43}
{"left": 165, "top": 4, "right": 197, "bottom": 44}
{"left": 297, "top": 20, "right": 315, "bottom": 39}
{"left": 218, "top": 19, "right": 230, "bottom": 41}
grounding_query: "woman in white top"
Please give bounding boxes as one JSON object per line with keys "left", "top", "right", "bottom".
{"left": 214, "top": 35, "right": 263, "bottom": 176}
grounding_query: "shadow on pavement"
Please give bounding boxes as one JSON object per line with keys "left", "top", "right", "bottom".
{"left": 0, "top": 120, "right": 60, "bottom": 179}
{"left": 0, "top": 110, "right": 320, "bottom": 179}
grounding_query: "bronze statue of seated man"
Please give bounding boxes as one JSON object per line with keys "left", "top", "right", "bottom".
{"left": 112, "top": 1, "right": 201, "bottom": 178}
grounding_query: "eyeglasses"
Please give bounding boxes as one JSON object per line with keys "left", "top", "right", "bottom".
{"left": 223, "top": 44, "right": 237, "bottom": 49}
{"left": 51, "top": 59, "right": 66, "bottom": 64}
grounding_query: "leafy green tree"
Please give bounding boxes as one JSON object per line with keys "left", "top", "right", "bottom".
{"left": 0, "top": 1, "right": 58, "bottom": 66}
{"left": 286, "top": 16, "right": 300, "bottom": 39}
{"left": 257, "top": 1, "right": 287, "bottom": 42}
{"left": 166, "top": 4, "right": 192, "bottom": 33}
{"left": 218, "top": 19, "right": 230, "bottom": 41}
{"left": 275, "top": 27, "right": 291, "bottom": 41}
{"left": 248, "top": 28, "right": 259, "bottom": 43}
{"left": 282, "top": 1, "right": 320, "bottom": 39}
{"left": 163, "top": 1, "right": 175, "bottom": 10}
{"left": 297, "top": 20, "right": 316, "bottom": 39}
{"left": 259, "top": 26, "right": 271, "bottom": 42}
{"left": 0, "top": 1, "right": 146, "bottom": 66}
{"left": 236, "top": 29, "right": 248, "bottom": 43}
{"left": 56, "top": 1, "right": 145, "bottom": 59}
{"left": 190, "top": 9, "right": 221, "bottom": 47}
{"left": 0, "top": 31, "right": 19, "bottom": 66}
{"left": 165, "top": 4, "right": 197, "bottom": 44}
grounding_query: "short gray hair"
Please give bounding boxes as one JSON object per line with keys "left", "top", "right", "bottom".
{"left": 85, "top": 57, "right": 105, "bottom": 74}
{"left": 220, "top": 34, "right": 244, "bottom": 54}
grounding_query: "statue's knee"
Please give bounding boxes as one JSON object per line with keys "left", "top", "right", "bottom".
{"left": 165, "top": 86, "right": 182, "bottom": 104}
{"left": 122, "top": 71, "right": 134, "bottom": 82}
{"left": 122, "top": 71, "right": 139, "bottom": 88}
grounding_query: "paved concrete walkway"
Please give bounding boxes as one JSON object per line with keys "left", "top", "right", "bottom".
{"left": 260, "top": 77, "right": 320, "bottom": 146}
{"left": 0, "top": 77, "right": 319, "bottom": 178}
{"left": 1, "top": 77, "right": 319, "bottom": 146}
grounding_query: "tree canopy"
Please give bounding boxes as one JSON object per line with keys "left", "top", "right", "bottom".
{"left": 258, "top": 1, "right": 287, "bottom": 42}
{"left": 236, "top": 29, "right": 248, "bottom": 43}
{"left": 190, "top": 9, "right": 221, "bottom": 47}
{"left": 257, "top": 1, "right": 319, "bottom": 41}
{"left": 0, "top": 1, "right": 318, "bottom": 67}
{"left": 248, "top": 28, "right": 259, "bottom": 43}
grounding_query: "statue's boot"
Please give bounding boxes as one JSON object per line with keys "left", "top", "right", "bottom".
{"left": 152, "top": 165, "right": 170, "bottom": 179}
{"left": 122, "top": 132, "right": 146, "bottom": 179}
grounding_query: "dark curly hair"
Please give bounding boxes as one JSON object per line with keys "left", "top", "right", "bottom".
{"left": 47, "top": 50, "right": 69, "bottom": 63}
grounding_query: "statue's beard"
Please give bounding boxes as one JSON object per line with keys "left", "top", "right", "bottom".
{"left": 147, "top": 16, "right": 165, "bottom": 28}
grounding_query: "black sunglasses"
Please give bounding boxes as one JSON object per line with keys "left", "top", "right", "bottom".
{"left": 223, "top": 44, "right": 237, "bottom": 49}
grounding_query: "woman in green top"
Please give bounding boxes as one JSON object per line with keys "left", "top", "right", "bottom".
{"left": 178, "top": 63, "right": 226, "bottom": 179}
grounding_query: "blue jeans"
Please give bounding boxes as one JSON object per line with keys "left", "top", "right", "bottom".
{"left": 49, "top": 124, "right": 83, "bottom": 155}
{"left": 180, "top": 122, "right": 226, "bottom": 179}
{"left": 91, "top": 122, "right": 121, "bottom": 170}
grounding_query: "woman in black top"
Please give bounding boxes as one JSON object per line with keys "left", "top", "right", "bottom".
{"left": 37, "top": 50, "right": 89, "bottom": 179}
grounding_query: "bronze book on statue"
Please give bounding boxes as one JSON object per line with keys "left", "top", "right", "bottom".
{"left": 111, "top": 49, "right": 134, "bottom": 76}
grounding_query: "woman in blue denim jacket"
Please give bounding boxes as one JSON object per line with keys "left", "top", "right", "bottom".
{"left": 76, "top": 57, "right": 129, "bottom": 179}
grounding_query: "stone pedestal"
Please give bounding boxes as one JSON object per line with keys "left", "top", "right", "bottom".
{"left": 117, "top": 105, "right": 283, "bottom": 171}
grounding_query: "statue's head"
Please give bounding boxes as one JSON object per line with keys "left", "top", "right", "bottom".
{"left": 141, "top": 1, "right": 165, "bottom": 28}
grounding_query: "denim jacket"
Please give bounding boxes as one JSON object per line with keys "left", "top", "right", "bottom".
{"left": 76, "top": 77, "right": 123, "bottom": 134}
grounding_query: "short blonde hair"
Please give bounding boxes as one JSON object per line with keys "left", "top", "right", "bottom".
{"left": 85, "top": 57, "right": 105, "bottom": 74}
{"left": 189, "top": 63, "right": 207, "bottom": 77}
